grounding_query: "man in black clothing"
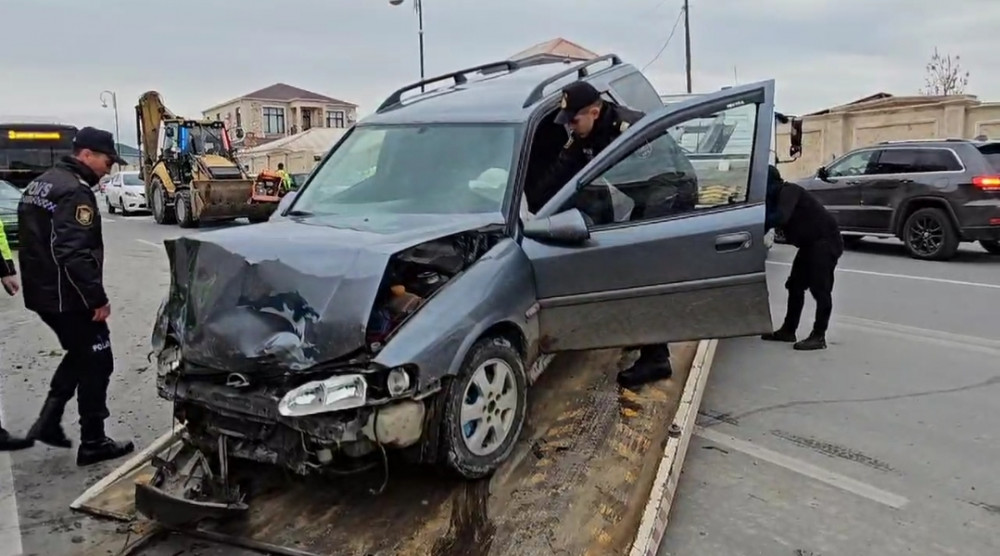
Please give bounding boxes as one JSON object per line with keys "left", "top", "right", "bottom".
{"left": 529, "top": 81, "right": 673, "bottom": 388}
{"left": 762, "top": 165, "right": 843, "bottom": 350}
{"left": 17, "top": 127, "right": 135, "bottom": 466}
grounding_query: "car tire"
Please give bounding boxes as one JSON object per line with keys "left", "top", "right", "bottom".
{"left": 439, "top": 336, "right": 527, "bottom": 479}
{"left": 151, "top": 177, "right": 176, "bottom": 225}
{"left": 119, "top": 199, "right": 130, "bottom": 217}
{"left": 980, "top": 240, "right": 1000, "bottom": 255}
{"left": 174, "top": 190, "right": 198, "bottom": 229}
{"left": 106, "top": 196, "right": 116, "bottom": 214}
{"left": 902, "top": 207, "right": 959, "bottom": 261}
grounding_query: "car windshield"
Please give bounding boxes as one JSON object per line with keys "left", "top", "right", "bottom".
{"left": 292, "top": 124, "right": 518, "bottom": 216}
{"left": 121, "top": 173, "right": 143, "bottom": 186}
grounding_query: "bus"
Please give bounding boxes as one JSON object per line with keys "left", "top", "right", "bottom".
{"left": 0, "top": 123, "right": 78, "bottom": 188}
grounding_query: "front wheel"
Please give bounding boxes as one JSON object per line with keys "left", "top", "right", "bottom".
{"left": 150, "top": 178, "right": 176, "bottom": 225}
{"left": 980, "top": 240, "right": 1000, "bottom": 255}
{"left": 439, "top": 336, "right": 527, "bottom": 479}
{"left": 106, "top": 196, "right": 116, "bottom": 214}
{"left": 902, "top": 207, "right": 959, "bottom": 261}
{"left": 174, "top": 190, "right": 198, "bottom": 229}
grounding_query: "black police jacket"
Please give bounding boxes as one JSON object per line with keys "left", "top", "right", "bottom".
{"left": 17, "top": 157, "right": 107, "bottom": 313}
{"left": 527, "top": 102, "right": 645, "bottom": 213}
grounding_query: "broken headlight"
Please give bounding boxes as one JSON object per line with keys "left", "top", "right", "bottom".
{"left": 277, "top": 374, "right": 368, "bottom": 417}
{"left": 156, "top": 345, "right": 182, "bottom": 376}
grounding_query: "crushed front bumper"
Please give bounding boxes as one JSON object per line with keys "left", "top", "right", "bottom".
{"left": 158, "top": 372, "right": 427, "bottom": 475}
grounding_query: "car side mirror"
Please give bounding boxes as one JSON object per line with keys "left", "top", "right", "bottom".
{"left": 817, "top": 166, "right": 829, "bottom": 181}
{"left": 522, "top": 208, "right": 591, "bottom": 245}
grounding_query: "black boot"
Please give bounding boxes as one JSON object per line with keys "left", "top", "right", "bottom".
{"left": 77, "top": 418, "right": 135, "bottom": 467}
{"left": 0, "top": 423, "right": 34, "bottom": 452}
{"left": 27, "top": 398, "right": 72, "bottom": 449}
{"left": 617, "top": 350, "right": 673, "bottom": 389}
{"left": 794, "top": 332, "right": 827, "bottom": 351}
{"left": 761, "top": 328, "right": 797, "bottom": 342}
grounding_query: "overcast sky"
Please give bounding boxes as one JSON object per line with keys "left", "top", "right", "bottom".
{"left": 1, "top": 0, "right": 997, "bottom": 146}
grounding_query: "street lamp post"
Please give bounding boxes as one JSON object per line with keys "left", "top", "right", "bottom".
{"left": 389, "top": 0, "right": 425, "bottom": 90}
{"left": 99, "top": 90, "right": 120, "bottom": 163}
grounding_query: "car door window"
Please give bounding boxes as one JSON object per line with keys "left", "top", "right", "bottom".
{"left": 826, "top": 150, "right": 876, "bottom": 177}
{"left": 913, "top": 149, "right": 962, "bottom": 172}
{"left": 608, "top": 72, "right": 664, "bottom": 114}
{"left": 869, "top": 148, "right": 920, "bottom": 175}
{"left": 565, "top": 101, "right": 759, "bottom": 228}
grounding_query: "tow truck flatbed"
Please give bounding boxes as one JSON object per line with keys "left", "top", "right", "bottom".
{"left": 74, "top": 340, "right": 717, "bottom": 556}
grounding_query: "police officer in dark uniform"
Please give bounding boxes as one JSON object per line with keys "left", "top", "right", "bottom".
{"left": 762, "top": 165, "right": 843, "bottom": 350}
{"left": 17, "top": 127, "right": 136, "bottom": 466}
{"left": 529, "top": 81, "right": 674, "bottom": 389}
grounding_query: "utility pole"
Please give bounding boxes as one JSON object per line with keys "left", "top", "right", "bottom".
{"left": 683, "top": 0, "right": 692, "bottom": 93}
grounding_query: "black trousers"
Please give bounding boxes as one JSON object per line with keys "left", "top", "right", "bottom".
{"left": 782, "top": 238, "right": 843, "bottom": 335}
{"left": 37, "top": 311, "right": 114, "bottom": 439}
{"left": 628, "top": 343, "right": 671, "bottom": 366}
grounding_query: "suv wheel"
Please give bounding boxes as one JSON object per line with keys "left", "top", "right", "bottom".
{"left": 980, "top": 240, "right": 1000, "bottom": 255}
{"left": 902, "top": 207, "right": 959, "bottom": 261}
{"left": 439, "top": 336, "right": 527, "bottom": 479}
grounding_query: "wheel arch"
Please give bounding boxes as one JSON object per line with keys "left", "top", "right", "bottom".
{"left": 893, "top": 196, "right": 960, "bottom": 237}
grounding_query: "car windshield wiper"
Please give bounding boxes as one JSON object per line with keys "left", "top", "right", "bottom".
{"left": 286, "top": 209, "right": 314, "bottom": 217}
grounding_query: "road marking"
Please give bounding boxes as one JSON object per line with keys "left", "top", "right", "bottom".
{"left": 834, "top": 315, "right": 1000, "bottom": 356}
{"left": 102, "top": 216, "right": 115, "bottom": 222}
{"left": 135, "top": 239, "right": 160, "bottom": 247}
{"left": 695, "top": 427, "right": 910, "bottom": 510}
{"left": 0, "top": 360, "right": 24, "bottom": 556}
{"left": 766, "top": 260, "right": 1000, "bottom": 290}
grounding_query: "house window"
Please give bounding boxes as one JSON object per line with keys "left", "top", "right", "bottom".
{"left": 326, "top": 110, "right": 346, "bottom": 128}
{"left": 263, "top": 107, "right": 286, "bottom": 134}
{"left": 235, "top": 108, "right": 242, "bottom": 128}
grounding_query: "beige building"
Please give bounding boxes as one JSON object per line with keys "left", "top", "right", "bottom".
{"left": 776, "top": 93, "right": 1000, "bottom": 179}
{"left": 202, "top": 83, "right": 358, "bottom": 148}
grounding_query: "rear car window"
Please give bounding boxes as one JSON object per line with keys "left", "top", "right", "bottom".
{"left": 976, "top": 143, "right": 1000, "bottom": 172}
{"left": 871, "top": 148, "right": 962, "bottom": 174}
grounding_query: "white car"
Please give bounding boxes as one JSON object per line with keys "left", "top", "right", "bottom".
{"left": 104, "top": 171, "right": 148, "bottom": 215}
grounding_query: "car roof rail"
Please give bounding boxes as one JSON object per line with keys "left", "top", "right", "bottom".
{"left": 522, "top": 54, "right": 623, "bottom": 108}
{"left": 877, "top": 138, "right": 968, "bottom": 145}
{"left": 376, "top": 60, "right": 521, "bottom": 113}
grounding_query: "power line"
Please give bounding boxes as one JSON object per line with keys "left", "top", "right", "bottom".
{"left": 642, "top": 6, "right": 685, "bottom": 71}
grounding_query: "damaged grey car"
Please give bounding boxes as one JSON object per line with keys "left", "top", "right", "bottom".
{"left": 150, "top": 56, "right": 780, "bottom": 485}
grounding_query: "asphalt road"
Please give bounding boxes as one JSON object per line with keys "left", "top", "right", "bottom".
{"left": 660, "top": 239, "right": 1000, "bottom": 556}
{"left": 1, "top": 204, "right": 997, "bottom": 555}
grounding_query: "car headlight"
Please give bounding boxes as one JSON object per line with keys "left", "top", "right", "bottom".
{"left": 386, "top": 367, "right": 411, "bottom": 397}
{"left": 125, "top": 191, "right": 140, "bottom": 198}
{"left": 278, "top": 374, "right": 368, "bottom": 417}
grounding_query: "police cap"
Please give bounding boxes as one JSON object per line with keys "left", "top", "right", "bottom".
{"left": 73, "top": 127, "right": 126, "bottom": 165}
{"left": 554, "top": 81, "right": 601, "bottom": 125}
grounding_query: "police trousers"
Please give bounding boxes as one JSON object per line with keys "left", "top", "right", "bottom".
{"left": 37, "top": 311, "right": 114, "bottom": 435}
{"left": 782, "top": 238, "right": 843, "bottom": 335}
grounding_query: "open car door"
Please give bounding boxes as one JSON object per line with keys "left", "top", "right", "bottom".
{"left": 521, "top": 80, "right": 775, "bottom": 352}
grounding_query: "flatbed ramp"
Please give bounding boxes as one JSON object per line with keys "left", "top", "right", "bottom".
{"left": 74, "top": 340, "right": 717, "bottom": 556}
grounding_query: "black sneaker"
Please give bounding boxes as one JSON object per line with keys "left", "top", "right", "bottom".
{"left": 77, "top": 437, "right": 135, "bottom": 467}
{"left": 761, "top": 329, "right": 797, "bottom": 342}
{"left": 0, "top": 428, "right": 34, "bottom": 452}
{"left": 794, "top": 334, "right": 827, "bottom": 351}
{"left": 617, "top": 361, "right": 673, "bottom": 389}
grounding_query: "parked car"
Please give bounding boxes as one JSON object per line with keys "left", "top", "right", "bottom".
{"left": 794, "top": 139, "right": 1000, "bottom": 260}
{"left": 148, "top": 56, "right": 785, "bottom": 486}
{"left": 104, "top": 170, "right": 149, "bottom": 215}
{"left": 0, "top": 179, "right": 21, "bottom": 248}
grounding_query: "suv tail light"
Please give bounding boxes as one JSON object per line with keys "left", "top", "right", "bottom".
{"left": 971, "top": 176, "right": 1000, "bottom": 191}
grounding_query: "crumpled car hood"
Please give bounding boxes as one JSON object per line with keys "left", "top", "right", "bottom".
{"left": 152, "top": 213, "right": 504, "bottom": 374}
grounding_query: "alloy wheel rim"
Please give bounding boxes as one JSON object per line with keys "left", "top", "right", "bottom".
{"left": 908, "top": 216, "right": 943, "bottom": 255}
{"left": 460, "top": 358, "right": 518, "bottom": 456}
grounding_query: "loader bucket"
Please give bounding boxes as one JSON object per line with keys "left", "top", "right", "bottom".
{"left": 191, "top": 179, "right": 278, "bottom": 222}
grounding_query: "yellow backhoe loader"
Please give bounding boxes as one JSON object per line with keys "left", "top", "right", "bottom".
{"left": 135, "top": 91, "right": 278, "bottom": 227}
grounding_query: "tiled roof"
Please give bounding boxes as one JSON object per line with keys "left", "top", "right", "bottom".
{"left": 511, "top": 37, "right": 599, "bottom": 61}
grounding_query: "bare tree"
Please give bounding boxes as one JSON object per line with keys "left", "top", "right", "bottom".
{"left": 922, "top": 47, "right": 970, "bottom": 96}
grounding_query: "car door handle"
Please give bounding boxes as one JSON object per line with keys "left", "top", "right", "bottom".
{"left": 716, "top": 232, "right": 752, "bottom": 252}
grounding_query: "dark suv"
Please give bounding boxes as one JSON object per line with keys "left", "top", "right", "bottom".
{"left": 793, "top": 139, "right": 1000, "bottom": 260}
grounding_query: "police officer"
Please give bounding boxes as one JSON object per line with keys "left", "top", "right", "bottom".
{"left": 530, "top": 81, "right": 673, "bottom": 389}
{"left": 1, "top": 220, "right": 34, "bottom": 451}
{"left": 17, "top": 127, "right": 135, "bottom": 466}
{"left": 762, "top": 165, "right": 843, "bottom": 350}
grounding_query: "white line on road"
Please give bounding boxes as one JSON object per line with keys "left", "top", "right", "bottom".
{"left": 766, "top": 260, "right": 1000, "bottom": 290}
{"left": 0, "top": 360, "right": 24, "bottom": 556}
{"left": 834, "top": 315, "right": 1000, "bottom": 356}
{"left": 135, "top": 239, "right": 160, "bottom": 247}
{"left": 102, "top": 217, "right": 115, "bottom": 223}
{"left": 695, "top": 426, "right": 910, "bottom": 510}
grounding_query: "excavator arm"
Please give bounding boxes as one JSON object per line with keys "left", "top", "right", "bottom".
{"left": 135, "top": 91, "right": 177, "bottom": 177}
